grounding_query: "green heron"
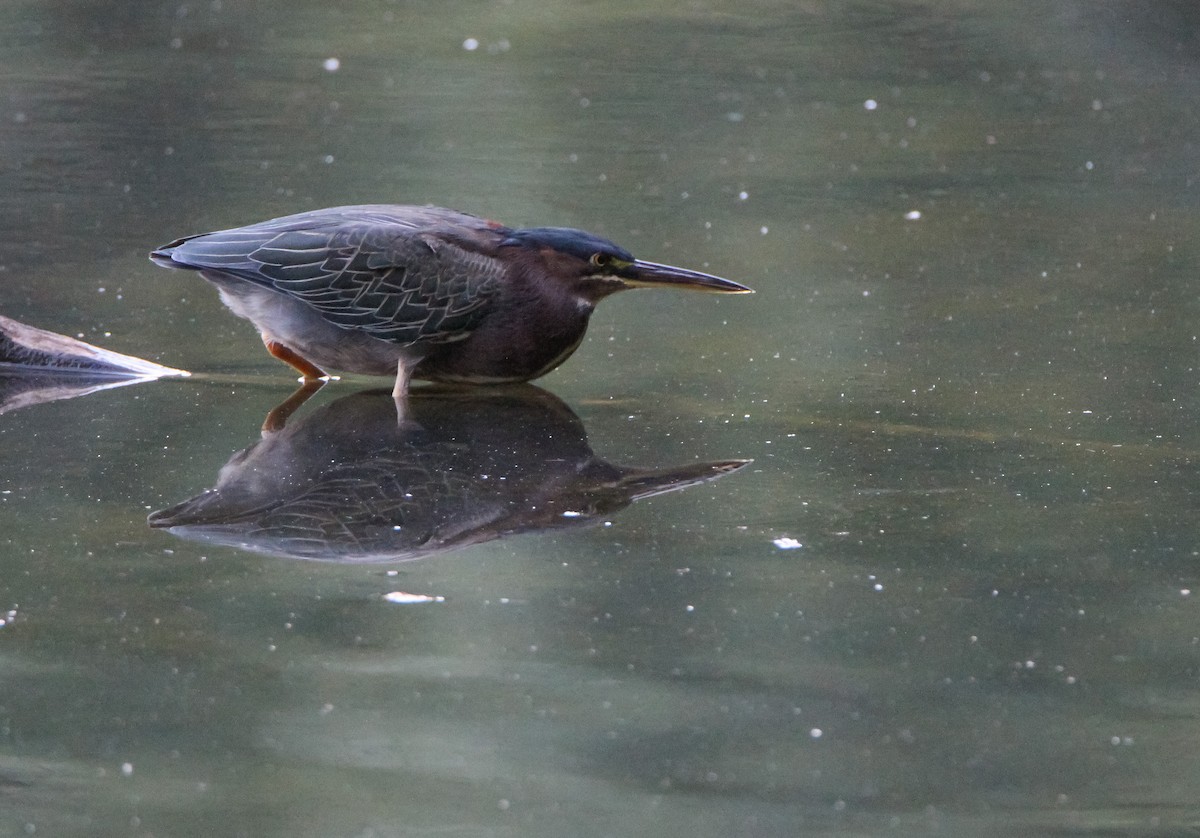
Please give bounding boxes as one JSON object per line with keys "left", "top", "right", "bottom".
{"left": 150, "top": 205, "right": 752, "bottom": 396}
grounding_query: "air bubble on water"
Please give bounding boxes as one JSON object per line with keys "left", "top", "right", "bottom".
{"left": 384, "top": 592, "right": 446, "bottom": 604}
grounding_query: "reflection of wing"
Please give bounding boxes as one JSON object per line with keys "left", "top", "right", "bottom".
{"left": 152, "top": 206, "right": 506, "bottom": 345}
{"left": 235, "top": 458, "right": 464, "bottom": 553}
{"left": 157, "top": 455, "right": 509, "bottom": 563}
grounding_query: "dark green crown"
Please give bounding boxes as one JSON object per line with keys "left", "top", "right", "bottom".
{"left": 503, "top": 227, "right": 634, "bottom": 265}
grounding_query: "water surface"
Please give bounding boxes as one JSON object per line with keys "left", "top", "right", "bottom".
{"left": 2, "top": 1, "right": 1199, "bottom": 835}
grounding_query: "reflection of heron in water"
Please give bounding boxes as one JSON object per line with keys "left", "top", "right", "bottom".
{"left": 150, "top": 385, "right": 748, "bottom": 563}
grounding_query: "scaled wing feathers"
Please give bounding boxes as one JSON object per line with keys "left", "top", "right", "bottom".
{"left": 162, "top": 207, "right": 505, "bottom": 346}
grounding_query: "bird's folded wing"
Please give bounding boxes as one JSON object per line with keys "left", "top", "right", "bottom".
{"left": 166, "top": 219, "right": 504, "bottom": 345}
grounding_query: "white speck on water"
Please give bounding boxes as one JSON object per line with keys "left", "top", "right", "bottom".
{"left": 497, "top": 799, "right": 510, "bottom": 811}
{"left": 686, "top": 604, "right": 695, "bottom": 612}
{"left": 904, "top": 210, "right": 922, "bottom": 220}
{"left": 1085, "top": 160, "right": 1095, "bottom": 170}
{"left": 383, "top": 592, "right": 446, "bottom": 604}
{"left": 773, "top": 537, "right": 803, "bottom": 550}
{"left": 1182, "top": 589, "right": 1191, "bottom": 597}
{"left": 810, "top": 727, "right": 823, "bottom": 739}
{"left": 121, "top": 762, "right": 133, "bottom": 777}
{"left": 561, "top": 510, "right": 583, "bottom": 518}
{"left": 1092, "top": 99, "right": 1103, "bottom": 111}
{"left": 760, "top": 226, "right": 769, "bottom": 235}
{"left": 738, "top": 191, "right": 749, "bottom": 200}
{"left": 322, "top": 154, "right": 334, "bottom": 164}
{"left": 864, "top": 98, "right": 878, "bottom": 110}
{"left": 463, "top": 38, "right": 479, "bottom": 51}
{"left": 726, "top": 111, "right": 744, "bottom": 122}
{"left": 322, "top": 57, "right": 340, "bottom": 72}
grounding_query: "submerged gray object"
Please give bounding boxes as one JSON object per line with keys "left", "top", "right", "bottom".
{"left": 0, "top": 315, "right": 189, "bottom": 377}
{"left": 0, "top": 315, "right": 188, "bottom": 414}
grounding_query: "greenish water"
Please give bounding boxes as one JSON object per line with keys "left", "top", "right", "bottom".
{"left": 3, "top": 1, "right": 1200, "bottom": 835}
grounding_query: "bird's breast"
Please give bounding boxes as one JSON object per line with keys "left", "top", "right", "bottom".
{"left": 411, "top": 291, "right": 593, "bottom": 384}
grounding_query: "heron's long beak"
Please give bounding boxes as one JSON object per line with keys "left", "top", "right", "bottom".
{"left": 621, "top": 260, "right": 754, "bottom": 294}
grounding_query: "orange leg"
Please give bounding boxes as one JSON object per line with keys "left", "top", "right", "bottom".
{"left": 263, "top": 338, "right": 327, "bottom": 380}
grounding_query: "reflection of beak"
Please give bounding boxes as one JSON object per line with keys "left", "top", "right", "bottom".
{"left": 621, "top": 260, "right": 754, "bottom": 294}
{"left": 618, "top": 459, "right": 753, "bottom": 501}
